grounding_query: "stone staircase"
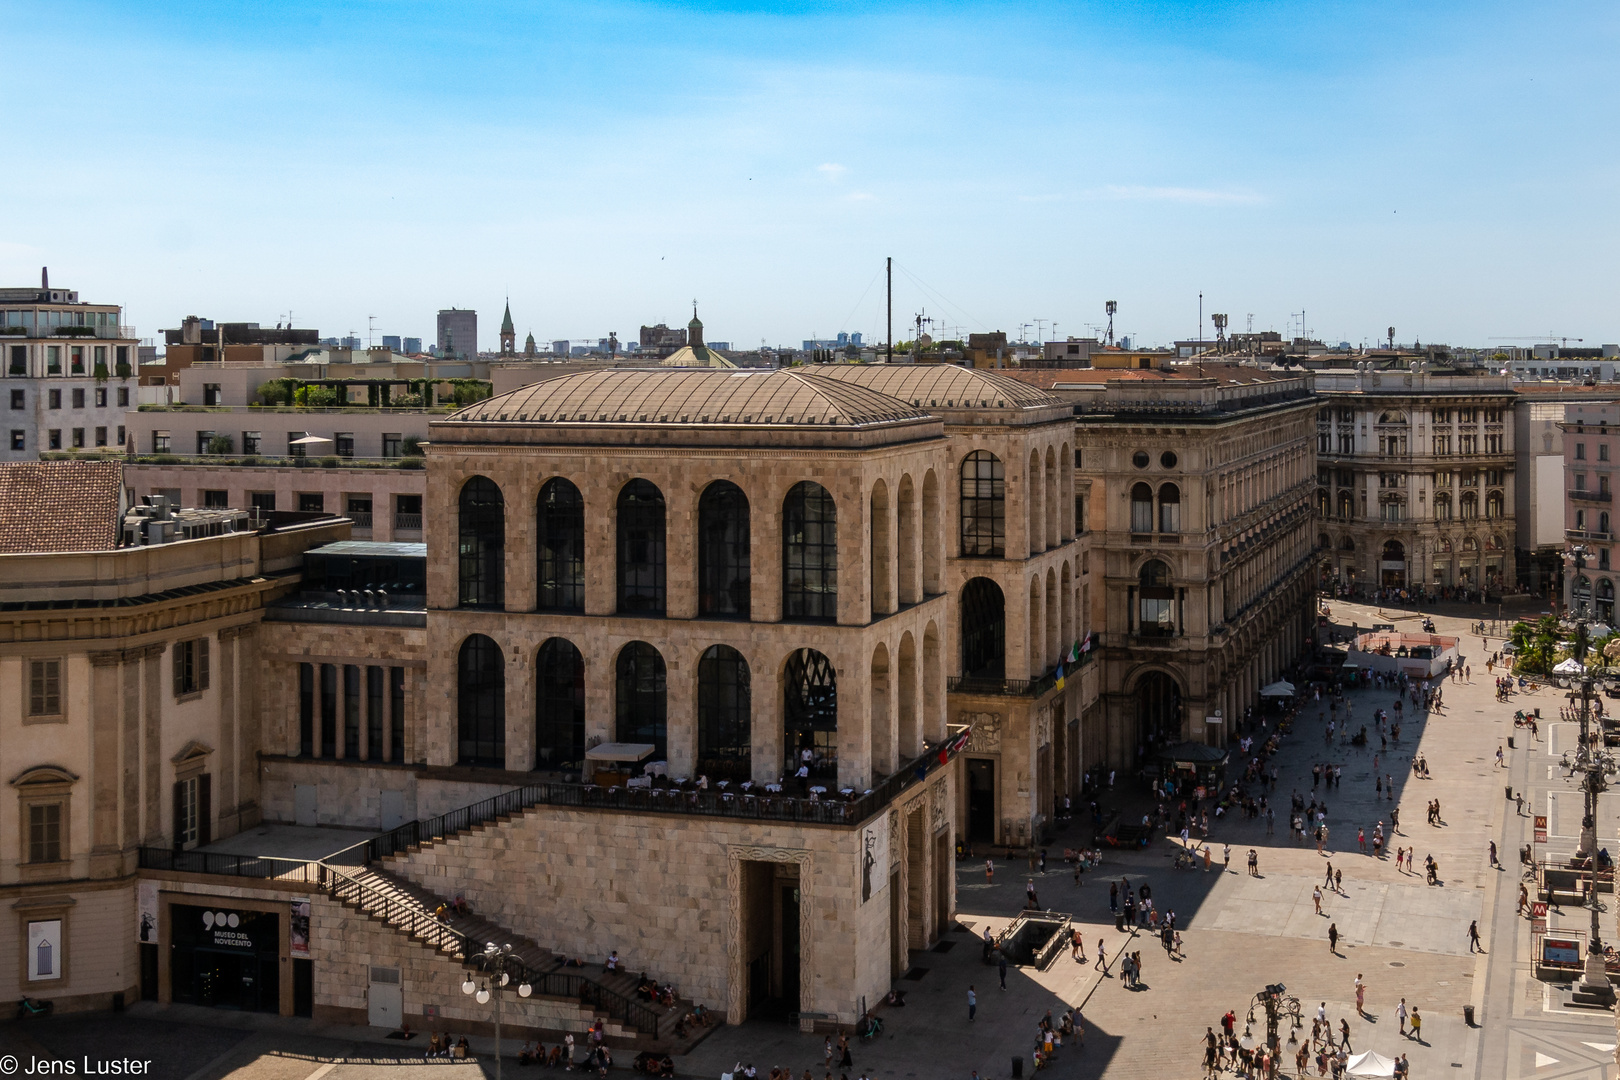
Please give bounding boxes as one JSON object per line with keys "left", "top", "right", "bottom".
{"left": 327, "top": 861, "right": 702, "bottom": 1048}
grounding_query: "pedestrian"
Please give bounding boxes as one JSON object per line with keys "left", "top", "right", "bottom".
{"left": 1328, "top": 922, "right": 1340, "bottom": 953}
{"left": 825, "top": 1038, "right": 834, "bottom": 1069}
{"left": 967, "top": 986, "right": 976, "bottom": 1021}
{"left": 1026, "top": 879, "right": 1039, "bottom": 909}
{"left": 1038, "top": 849, "right": 1047, "bottom": 873}
{"left": 839, "top": 1035, "right": 852, "bottom": 1068}
{"left": 1313, "top": 885, "right": 1323, "bottom": 915}
{"left": 998, "top": 951, "right": 1008, "bottom": 990}
{"left": 564, "top": 1033, "right": 575, "bottom": 1071}
{"left": 1325, "top": 861, "right": 1334, "bottom": 888}
{"left": 1358, "top": 827, "right": 1367, "bottom": 854}
{"left": 1335, "top": 867, "right": 1343, "bottom": 892}
{"left": 1249, "top": 848, "right": 1259, "bottom": 876}
{"left": 1409, "top": 1007, "right": 1422, "bottom": 1043}
{"left": 1519, "top": 882, "right": 1530, "bottom": 915}
{"left": 1396, "top": 997, "right": 1408, "bottom": 1036}
{"left": 1489, "top": 841, "right": 1499, "bottom": 868}
{"left": 1340, "top": 1019, "right": 1353, "bottom": 1053}
{"left": 985, "top": 858, "right": 994, "bottom": 883}
{"left": 1095, "top": 940, "right": 1108, "bottom": 975}
{"left": 1468, "top": 920, "right": 1483, "bottom": 953}
{"left": 1223, "top": 844, "right": 1231, "bottom": 874}
{"left": 1496, "top": 745, "right": 1505, "bottom": 768}
{"left": 1355, "top": 974, "right": 1365, "bottom": 1016}
{"left": 982, "top": 925, "right": 994, "bottom": 961}
{"left": 1109, "top": 881, "right": 1118, "bottom": 913}
{"left": 1071, "top": 927, "right": 1085, "bottom": 963}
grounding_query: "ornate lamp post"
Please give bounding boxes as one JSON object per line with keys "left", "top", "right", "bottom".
{"left": 461, "top": 942, "right": 534, "bottom": 1080}
{"left": 1244, "top": 983, "right": 1302, "bottom": 1054}
{"left": 1555, "top": 673, "right": 1616, "bottom": 1006}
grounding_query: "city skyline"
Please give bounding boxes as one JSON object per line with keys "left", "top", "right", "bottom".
{"left": 2, "top": 0, "right": 1614, "bottom": 350}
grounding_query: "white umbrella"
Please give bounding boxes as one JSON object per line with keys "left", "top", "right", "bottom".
{"left": 1260, "top": 680, "right": 1296, "bottom": 697}
{"left": 1344, "top": 1051, "right": 1397, "bottom": 1077}
{"left": 289, "top": 434, "right": 332, "bottom": 446}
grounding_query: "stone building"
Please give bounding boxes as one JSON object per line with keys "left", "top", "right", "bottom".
{"left": 1560, "top": 400, "right": 1620, "bottom": 622}
{"left": 1314, "top": 364, "right": 1518, "bottom": 594}
{"left": 1009, "top": 364, "right": 1318, "bottom": 764}
{"left": 0, "top": 459, "right": 344, "bottom": 1014}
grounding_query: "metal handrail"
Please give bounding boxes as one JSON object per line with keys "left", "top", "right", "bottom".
{"left": 136, "top": 848, "right": 323, "bottom": 883}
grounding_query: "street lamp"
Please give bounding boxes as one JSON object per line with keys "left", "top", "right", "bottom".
{"left": 1554, "top": 675, "right": 1617, "bottom": 1006}
{"left": 461, "top": 942, "right": 532, "bottom": 1080}
{"left": 1245, "top": 983, "right": 1301, "bottom": 1054}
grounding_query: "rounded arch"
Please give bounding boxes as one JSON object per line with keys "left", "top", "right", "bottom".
{"left": 896, "top": 472, "right": 920, "bottom": 606}
{"left": 1027, "top": 448, "right": 1043, "bottom": 553}
{"left": 458, "top": 476, "right": 505, "bottom": 608}
{"left": 784, "top": 481, "right": 838, "bottom": 620}
{"left": 1377, "top": 410, "right": 1409, "bottom": 425}
{"left": 615, "top": 641, "right": 667, "bottom": 759}
{"left": 921, "top": 469, "right": 943, "bottom": 592}
{"left": 457, "top": 633, "right": 505, "bottom": 767}
{"left": 1485, "top": 489, "right": 1504, "bottom": 519}
{"left": 1044, "top": 444, "right": 1060, "bottom": 547}
{"left": 922, "top": 619, "right": 944, "bottom": 743}
{"left": 870, "top": 477, "right": 894, "bottom": 616}
{"left": 1131, "top": 482, "right": 1154, "bottom": 533}
{"left": 783, "top": 647, "right": 837, "bottom": 780}
{"left": 870, "top": 641, "right": 894, "bottom": 776}
{"left": 698, "top": 480, "right": 751, "bottom": 618}
{"left": 1318, "top": 532, "right": 1331, "bottom": 550}
{"left": 1132, "top": 667, "right": 1184, "bottom": 751}
{"left": 536, "top": 477, "right": 584, "bottom": 612}
{"left": 960, "top": 450, "right": 1005, "bottom": 557}
{"left": 961, "top": 577, "right": 1006, "bottom": 680}
{"left": 697, "top": 645, "right": 751, "bottom": 782}
{"left": 1158, "top": 482, "right": 1181, "bottom": 533}
{"left": 1339, "top": 535, "right": 1356, "bottom": 551}
{"left": 617, "top": 479, "right": 666, "bottom": 615}
{"left": 534, "top": 637, "right": 584, "bottom": 772}
{"left": 897, "top": 631, "right": 920, "bottom": 760}
{"left": 1382, "top": 539, "right": 1405, "bottom": 561}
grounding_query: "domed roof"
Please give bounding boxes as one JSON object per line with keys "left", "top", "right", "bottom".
{"left": 660, "top": 344, "right": 734, "bottom": 369}
{"left": 444, "top": 368, "right": 935, "bottom": 429}
{"left": 809, "top": 364, "right": 1066, "bottom": 409}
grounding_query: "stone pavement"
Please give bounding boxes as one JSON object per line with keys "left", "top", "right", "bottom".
{"left": 3, "top": 599, "right": 1616, "bottom": 1080}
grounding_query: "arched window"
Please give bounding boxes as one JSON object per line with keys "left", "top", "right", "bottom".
{"left": 1383, "top": 540, "right": 1406, "bottom": 561}
{"left": 458, "top": 477, "right": 505, "bottom": 608}
{"left": 1130, "top": 483, "right": 1153, "bottom": 534}
{"left": 1136, "top": 671, "right": 1182, "bottom": 746}
{"left": 457, "top": 634, "right": 505, "bottom": 767}
{"left": 784, "top": 648, "right": 837, "bottom": 780}
{"left": 1137, "top": 560, "right": 1174, "bottom": 636}
{"left": 1318, "top": 532, "right": 1331, "bottom": 550}
{"left": 1337, "top": 491, "right": 1354, "bottom": 520}
{"left": 1459, "top": 491, "right": 1478, "bottom": 520}
{"left": 1158, "top": 483, "right": 1181, "bottom": 533}
{"left": 1434, "top": 492, "right": 1452, "bottom": 521}
{"left": 617, "top": 480, "right": 666, "bottom": 615}
{"left": 1485, "top": 490, "right": 1504, "bottom": 519}
{"left": 697, "top": 645, "right": 751, "bottom": 781}
{"left": 698, "top": 481, "right": 751, "bottom": 617}
{"left": 535, "top": 638, "right": 584, "bottom": 772}
{"left": 615, "top": 642, "right": 667, "bottom": 758}
{"left": 1377, "top": 411, "right": 1408, "bottom": 425}
{"left": 960, "top": 578, "right": 1006, "bottom": 679}
{"left": 784, "top": 481, "right": 837, "bottom": 620}
{"left": 536, "top": 478, "right": 584, "bottom": 612}
{"left": 1339, "top": 536, "right": 1356, "bottom": 552}
{"left": 959, "top": 451, "right": 1004, "bottom": 557}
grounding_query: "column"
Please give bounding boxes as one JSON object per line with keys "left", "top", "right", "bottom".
{"left": 753, "top": 479, "right": 784, "bottom": 622}
{"left": 751, "top": 646, "right": 783, "bottom": 785}
{"left": 584, "top": 478, "right": 617, "bottom": 616}
{"left": 506, "top": 641, "right": 534, "bottom": 773}
{"left": 505, "top": 472, "right": 538, "bottom": 612}
{"left": 666, "top": 653, "right": 696, "bottom": 778}
{"left": 89, "top": 650, "right": 122, "bottom": 877}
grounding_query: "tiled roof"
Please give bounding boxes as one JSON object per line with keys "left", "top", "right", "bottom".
{"left": 811, "top": 363, "right": 1063, "bottom": 408}
{"left": 0, "top": 460, "right": 124, "bottom": 554}
{"left": 446, "top": 368, "right": 933, "bottom": 428}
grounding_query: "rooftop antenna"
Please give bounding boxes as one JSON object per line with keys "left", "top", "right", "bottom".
{"left": 1212, "top": 313, "right": 1229, "bottom": 352}
{"left": 1388, "top": 326, "right": 1396, "bottom": 350}
{"left": 368, "top": 315, "right": 376, "bottom": 349}
{"left": 1246, "top": 313, "right": 1254, "bottom": 335}
{"left": 1198, "top": 292, "right": 1203, "bottom": 344}
{"left": 1104, "top": 300, "right": 1117, "bottom": 347}
{"left": 886, "top": 257, "right": 893, "bottom": 365}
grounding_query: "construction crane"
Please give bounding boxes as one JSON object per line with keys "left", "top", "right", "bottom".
{"left": 1489, "top": 335, "right": 1584, "bottom": 347}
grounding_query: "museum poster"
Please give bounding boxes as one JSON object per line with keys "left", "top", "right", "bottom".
{"left": 290, "top": 898, "right": 311, "bottom": 956}
{"left": 28, "top": 919, "right": 62, "bottom": 981}
{"left": 137, "top": 880, "right": 159, "bottom": 944}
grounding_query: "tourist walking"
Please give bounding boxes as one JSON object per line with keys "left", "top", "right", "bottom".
{"left": 1396, "top": 997, "right": 1408, "bottom": 1036}
{"left": 1468, "top": 920, "right": 1484, "bottom": 953}
{"left": 1328, "top": 922, "right": 1340, "bottom": 953}
{"left": 1355, "top": 974, "right": 1366, "bottom": 1016}
{"left": 967, "top": 986, "right": 976, "bottom": 1021}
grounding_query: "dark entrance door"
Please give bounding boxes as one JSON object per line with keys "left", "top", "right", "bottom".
{"left": 169, "top": 905, "right": 281, "bottom": 1013}
{"left": 780, "top": 885, "right": 801, "bottom": 1015}
{"left": 967, "top": 758, "right": 996, "bottom": 844}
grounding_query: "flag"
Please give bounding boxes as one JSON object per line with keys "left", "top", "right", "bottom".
{"left": 1053, "top": 661, "right": 1065, "bottom": 691}
{"left": 1069, "top": 639, "right": 1081, "bottom": 663}
{"left": 1080, "top": 631, "right": 1093, "bottom": 655}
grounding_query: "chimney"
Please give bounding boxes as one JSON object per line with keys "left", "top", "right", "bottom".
{"left": 40, "top": 266, "right": 48, "bottom": 290}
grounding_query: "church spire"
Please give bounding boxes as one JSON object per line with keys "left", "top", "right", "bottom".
{"left": 687, "top": 300, "right": 704, "bottom": 349}
{"left": 499, "top": 299, "right": 516, "bottom": 356}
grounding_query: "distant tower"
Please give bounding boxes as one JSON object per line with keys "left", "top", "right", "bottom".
{"left": 500, "top": 300, "right": 516, "bottom": 357}
{"left": 524, "top": 331, "right": 536, "bottom": 358}
{"left": 688, "top": 302, "right": 704, "bottom": 348}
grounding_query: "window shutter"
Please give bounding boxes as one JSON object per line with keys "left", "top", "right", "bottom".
{"left": 199, "top": 637, "right": 211, "bottom": 692}
{"left": 172, "top": 782, "right": 185, "bottom": 852}
{"left": 173, "top": 644, "right": 185, "bottom": 697}
{"left": 197, "top": 774, "right": 212, "bottom": 847}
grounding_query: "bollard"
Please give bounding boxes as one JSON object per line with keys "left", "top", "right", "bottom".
{"left": 1508, "top": 736, "right": 1515, "bottom": 749}
{"left": 1011, "top": 1056, "right": 1024, "bottom": 1078}
{"left": 1464, "top": 1004, "right": 1475, "bottom": 1026}
{"left": 1506, "top": 785, "right": 1513, "bottom": 800}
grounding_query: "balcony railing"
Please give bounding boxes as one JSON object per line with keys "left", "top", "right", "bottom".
{"left": 122, "top": 453, "right": 425, "bottom": 470}
{"left": 946, "top": 638, "right": 1100, "bottom": 697}
{"left": 1567, "top": 529, "right": 1614, "bottom": 542}
{"left": 1571, "top": 489, "right": 1613, "bottom": 503}
{"left": 394, "top": 513, "right": 423, "bottom": 530}
{"left": 349, "top": 512, "right": 373, "bottom": 528}
{"left": 137, "top": 848, "right": 326, "bottom": 883}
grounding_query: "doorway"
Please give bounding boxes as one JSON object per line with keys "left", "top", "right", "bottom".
{"left": 935, "top": 833, "right": 952, "bottom": 932}
{"left": 739, "top": 860, "right": 801, "bottom": 1022}
{"left": 368, "top": 966, "right": 402, "bottom": 1027}
{"left": 967, "top": 759, "right": 996, "bottom": 845}
{"left": 380, "top": 790, "right": 407, "bottom": 831}
{"left": 293, "top": 785, "right": 317, "bottom": 827}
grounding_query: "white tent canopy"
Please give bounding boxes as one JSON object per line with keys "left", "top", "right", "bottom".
{"left": 1259, "top": 680, "right": 1296, "bottom": 697}
{"left": 1345, "top": 1051, "right": 1398, "bottom": 1077}
{"left": 1554, "top": 658, "right": 1588, "bottom": 676}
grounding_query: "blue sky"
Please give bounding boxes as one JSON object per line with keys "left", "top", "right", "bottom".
{"left": 2, "top": 0, "right": 1615, "bottom": 351}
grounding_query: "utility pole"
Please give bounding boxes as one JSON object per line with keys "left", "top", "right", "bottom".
{"left": 1198, "top": 292, "right": 1203, "bottom": 344}
{"left": 886, "top": 257, "right": 892, "bottom": 365}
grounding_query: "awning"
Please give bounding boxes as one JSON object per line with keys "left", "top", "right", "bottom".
{"left": 1259, "top": 680, "right": 1296, "bottom": 697}
{"left": 584, "top": 743, "right": 656, "bottom": 763}
{"left": 289, "top": 434, "right": 333, "bottom": 446}
{"left": 1554, "top": 658, "right": 1588, "bottom": 676}
{"left": 1156, "top": 741, "right": 1228, "bottom": 766}
{"left": 1344, "top": 1051, "right": 1397, "bottom": 1077}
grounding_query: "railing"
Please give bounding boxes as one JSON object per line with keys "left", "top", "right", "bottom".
{"left": 123, "top": 453, "right": 424, "bottom": 470}
{"left": 350, "top": 512, "right": 373, "bottom": 528}
{"left": 137, "top": 847, "right": 324, "bottom": 883}
{"left": 946, "top": 642, "right": 1099, "bottom": 698}
{"left": 1571, "top": 490, "right": 1613, "bottom": 503}
{"left": 1568, "top": 529, "right": 1614, "bottom": 542}
{"left": 324, "top": 866, "right": 661, "bottom": 1035}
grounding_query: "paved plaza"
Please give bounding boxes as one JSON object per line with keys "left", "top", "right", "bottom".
{"left": 3, "top": 601, "right": 1619, "bottom": 1080}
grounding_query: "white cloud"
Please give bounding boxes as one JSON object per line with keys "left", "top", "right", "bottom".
{"left": 816, "top": 162, "right": 849, "bottom": 182}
